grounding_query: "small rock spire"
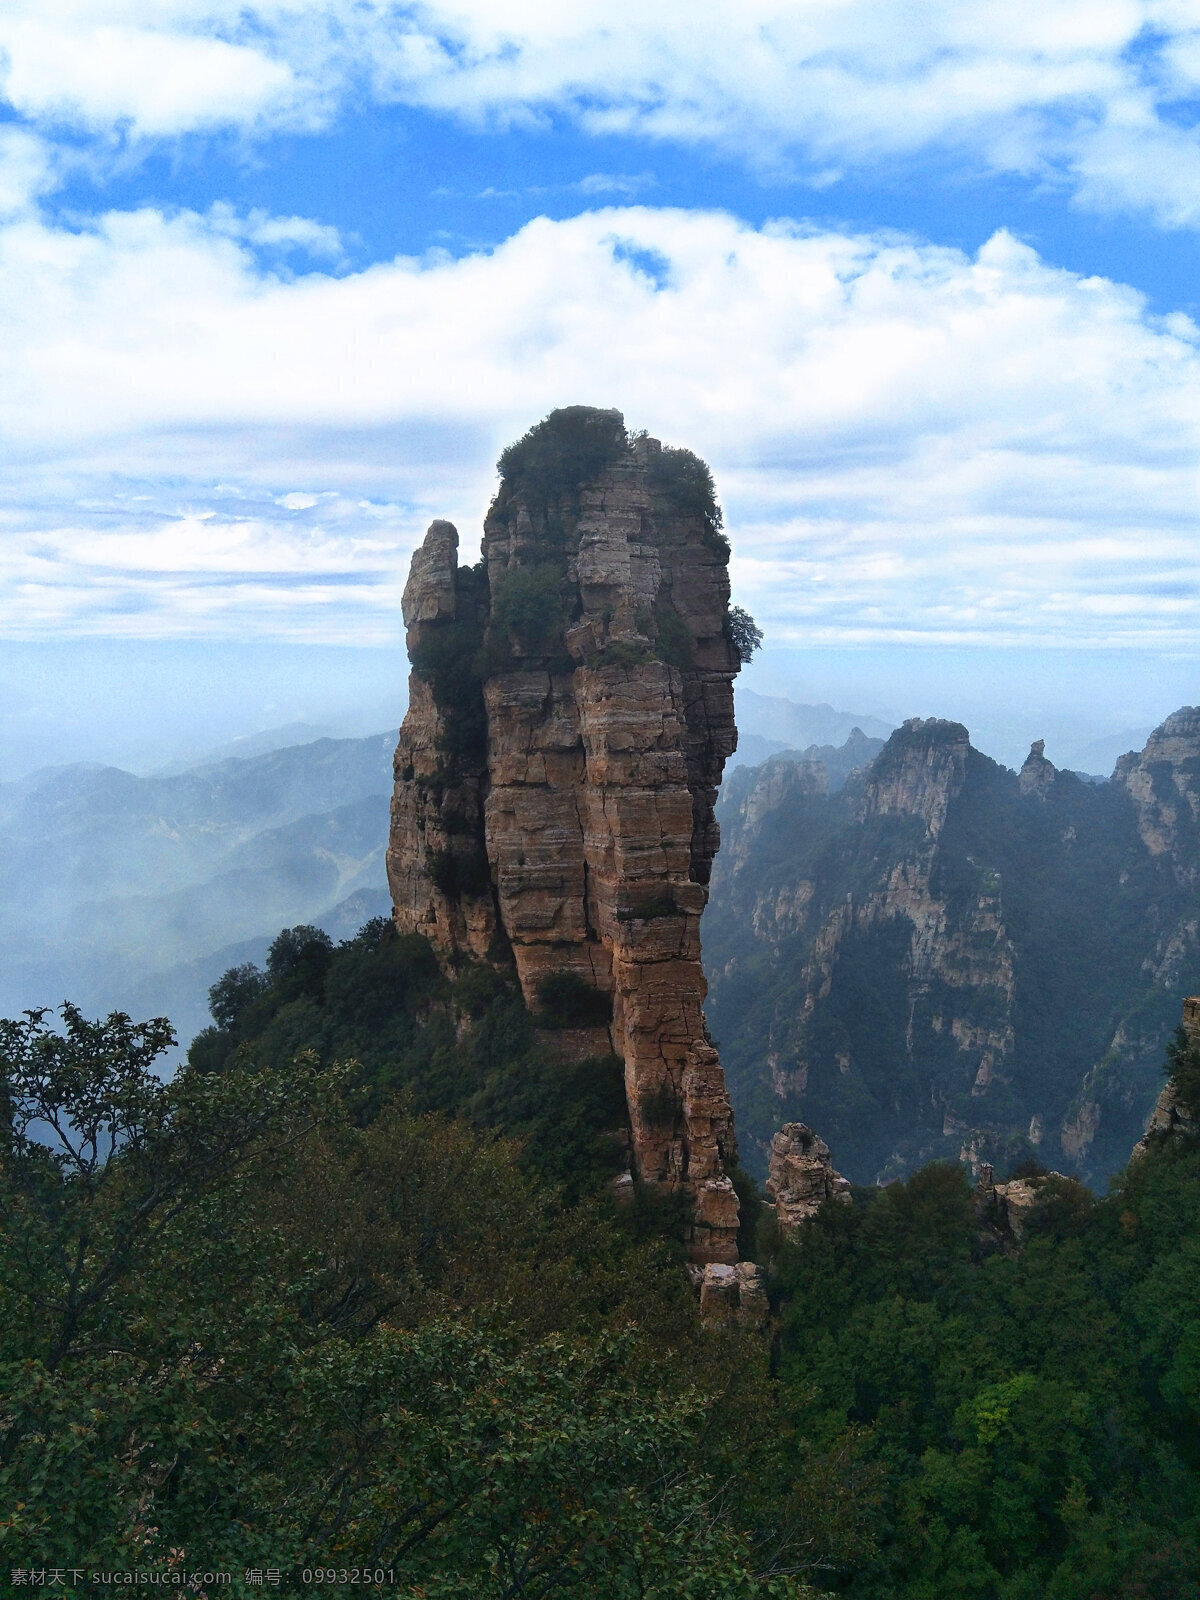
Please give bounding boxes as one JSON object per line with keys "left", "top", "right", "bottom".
{"left": 1018, "top": 738, "right": 1056, "bottom": 799}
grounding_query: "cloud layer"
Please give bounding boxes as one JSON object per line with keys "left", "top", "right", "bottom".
{"left": 1, "top": 196, "right": 1196, "bottom": 651}
{"left": 6, "top": 2, "right": 1200, "bottom": 227}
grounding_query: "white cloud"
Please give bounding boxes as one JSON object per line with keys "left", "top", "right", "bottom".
{"left": 0, "top": 128, "right": 57, "bottom": 219}
{"left": 0, "top": 201, "right": 1197, "bottom": 651}
{"left": 207, "top": 202, "right": 344, "bottom": 261}
{"left": 6, "top": 3, "right": 1200, "bottom": 226}
{"left": 0, "top": 12, "right": 300, "bottom": 136}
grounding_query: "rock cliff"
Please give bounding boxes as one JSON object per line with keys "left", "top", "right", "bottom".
{"left": 1130, "top": 995, "right": 1200, "bottom": 1161}
{"left": 387, "top": 408, "right": 744, "bottom": 1262}
{"left": 1114, "top": 707, "right": 1200, "bottom": 872}
{"left": 764, "top": 1122, "right": 851, "bottom": 1237}
{"left": 705, "top": 710, "right": 1200, "bottom": 1185}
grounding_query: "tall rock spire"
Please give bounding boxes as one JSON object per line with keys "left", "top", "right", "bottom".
{"left": 386, "top": 407, "right": 745, "bottom": 1261}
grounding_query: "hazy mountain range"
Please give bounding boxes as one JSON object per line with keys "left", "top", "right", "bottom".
{"left": 2, "top": 689, "right": 1180, "bottom": 1141}
{"left": 0, "top": 732, "right": 398, "bottom": 1055}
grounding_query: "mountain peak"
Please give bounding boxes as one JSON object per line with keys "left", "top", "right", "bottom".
{"left": 861, "top": 717, "right": 971, "bottom": 837}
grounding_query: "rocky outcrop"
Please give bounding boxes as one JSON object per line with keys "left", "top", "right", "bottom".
{"left": 1130, "top": 995, "right": 1200, "bottom": 1162}
{"left": 691, "top": 1260, "right": 770, "bottom": 1325}
{"left": 1018, "top": 739, "right": 1056, "bottom": 800}
{"left": 1115, "top": 707, "right": 1200, "bottom": 872}
{"left": 860, "top": 717, "right": 971, "bottom": 839}
{"left": 387, "top": 409, "right": 745, "bottom": 1262}
{"left": 708, "top": 719, "right": 1018, "bottom": 1181}
{"left": 973, "top": 1161, "right": 1069, "bottom": 1242}
{"left": 764, "top": 1122, "right": 851, "bottom": 1237}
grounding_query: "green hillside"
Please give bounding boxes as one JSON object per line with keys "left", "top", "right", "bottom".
{"left": 5, "top": 923, "right": 1200, "bottom": 1595}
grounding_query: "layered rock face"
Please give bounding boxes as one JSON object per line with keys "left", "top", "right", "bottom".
{"left": 1114, "top": 708, "right": 1200, "bottom": 872}
{"left": 705, "top": 711, "right": 1200, "bottom": 1185}
{"left": 387, "top": 409, "right": 743, "bottom": 1262}
{"left": 764, "top": 1122, "right": 851, "bottom": 1237}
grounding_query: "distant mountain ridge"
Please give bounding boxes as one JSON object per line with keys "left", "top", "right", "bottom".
{"left": 704, "top": 709, "right": 1200, "bottom": 1187}
{"left": 0, "top": 693, "right": 886, "bottom": 1052}
{"left": 0, "top": 731, "right": 396, "bottom": 1039}
{"left": 736, "top": 688, "right": 893, "bottom": 749}
{"left": 150, "top": 721, "right": 338, "bottom": 775}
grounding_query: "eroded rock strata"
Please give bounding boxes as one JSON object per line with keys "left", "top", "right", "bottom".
{"left": 764, "top": 1121, "right": 851, "bottom": 1238}
{"left": 387, "top": 409, "right": 744, "bottom": 1261}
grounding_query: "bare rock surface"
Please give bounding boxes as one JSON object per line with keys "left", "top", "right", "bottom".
{"left": 693, "top": 1260, "right": 769, "bottom": 1325}
{"left": 764, "top": 1121, "right": 851, "bottom": 1237}
{"left": 1018, "top": 739, "right": 1057, "bottom": 800}
{"left": 387, "top": 410, "right": 745, "bottom": 1262}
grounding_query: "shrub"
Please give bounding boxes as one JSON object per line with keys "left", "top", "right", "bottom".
{"left": 207, "top": 962, "right": 268, "bottom": 1030}
{"left": 409, "top": 578, "right": 487, "bottom": 765}
{"left": 638, "top": 1082, "right": 681, "bottom": 1128}
{"left": 486, "top": 562, "right": 568, "bottom": 665}
{"left": 653, "top": 599, "right": 695, "bottom": 671}
{"left": 497, "top": 406, "right": 628, "bottom": 509}
{"left": 650, "top": 445, "right": 729, "bottom": 557}
{"left": 266, "top": 925, "right": 334, "bottom": 1001}
{"left": 534, "top": 970, "right": 614, "bottom": 1029}
{"left": 599, "top": 640, "right": 651, "bottom": 669}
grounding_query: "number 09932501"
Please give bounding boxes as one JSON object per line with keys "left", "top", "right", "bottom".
{"left": 300, "top": 1570, "right": 396, "bottom": 1585}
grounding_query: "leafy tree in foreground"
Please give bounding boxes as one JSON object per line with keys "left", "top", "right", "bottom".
{"left": 0, "top": 998, "right": 828, "bottom": 1596}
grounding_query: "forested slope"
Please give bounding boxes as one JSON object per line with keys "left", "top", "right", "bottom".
{"left": 5, "top": 917, "right": 1200, "bottom": 1595}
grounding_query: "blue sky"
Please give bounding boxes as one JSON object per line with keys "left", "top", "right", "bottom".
{"left": 1, "top": 1, "right": 1198, "bottom": 774}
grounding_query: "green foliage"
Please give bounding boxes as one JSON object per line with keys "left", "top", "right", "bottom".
{"left": 728, "top": 604, "right": 763, "bottom": 664}
{"left": 534, "top": 969, "right": 614, "bottom": 1029}
{"left": 653, "top": 596, "right": 696, "bottom": 670}
{"left": 207, "top": 960, "right": 267, "bottom": 1029}
{"left": 266, "top": 922, "right": 334, "bottom": 999}
{"left": 484, "top": 560, "right": 569, "bottom": 665}
{"left": 496, "top": 405, "right": 629, "bottom": 509}
{"left": 728, "top": 1160, "right": 766, "bottom": 1262}
{"left": 15, "top": 981, "right": 1200, "bottom": 1595}
{"left": 650, "top": 444, "right": 730, "bottom": 557}
{"left": 767, "top": 1115, "right": 1200, "bottom": 1598}
{"left": 408, "top": 560, "right": 489, "bottom": 763}
{"left": 190, "top": 920, "right": 628, "bottom": 1198}
{"left": 599, "top": 638, "right": 652, "bottom": 668}
{"left": 0, "top": 1003, "right": 337, "bottom": 1374}
{"left": 638, "top": 1081, "right": 682, "bottom": 1128}
{"left": 0, "top": 986, "right": 832, "bottom": 1596}
{"left": 412, "top": 621, "right": 488, "bottom": 761}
